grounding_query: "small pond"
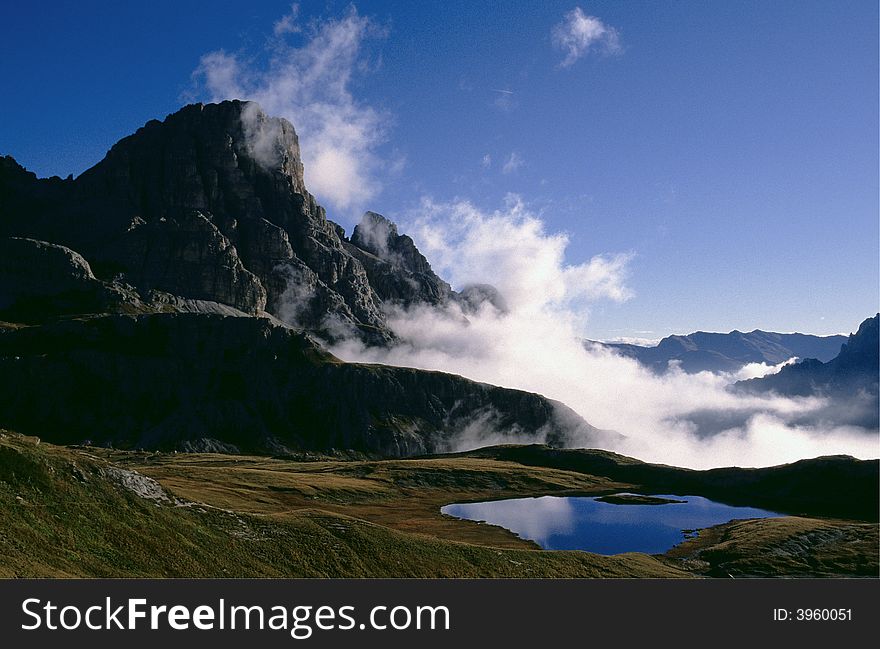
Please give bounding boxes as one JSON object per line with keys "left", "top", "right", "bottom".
{"left": 441, "top": 493, "right": 783, "bottom": 555}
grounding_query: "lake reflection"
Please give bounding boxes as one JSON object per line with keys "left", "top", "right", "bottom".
{"left": 441, "top": 494, "right": 782, "bottom": 555}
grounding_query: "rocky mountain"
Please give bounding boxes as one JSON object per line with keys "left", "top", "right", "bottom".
{"left": 590, "top": 329, "right": 847, "bottom": 374}
{"left": 0, "top": 101, "right": 499, "bottom": 345}
{"left": 735, "top": 315, "right": 879, "bottom": 429}
{"left": 345, "top": 211, "right": 453, "bottom": 307}
{"left": 0, "top": 100, "right": 603, "bottom": 456}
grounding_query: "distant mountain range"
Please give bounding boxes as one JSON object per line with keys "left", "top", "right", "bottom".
{"left": 736, "top": 314, "right": 879, "bottom": 429}
{"left": 588, "top": 329, "right": 847, "bottom": 374}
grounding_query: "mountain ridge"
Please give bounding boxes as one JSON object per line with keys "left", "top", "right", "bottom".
{"left": 735, "top": 314, "right": 879, "bottom": 429}
{"left": 589, "top": 328, "right": 848, "bottom": 374}
{"left": 1, "top": 101, "right": 490, "bottom": 346}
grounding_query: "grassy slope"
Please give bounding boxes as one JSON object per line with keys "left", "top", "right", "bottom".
{"left": 113, "top": 448, "right": 880, "bottom": 578}
{"left": 103, "top": 449, "right": 631, "bottom": 548}
{"left": 666, "top": 517, "right": 879, "bottom": 577}
{"left": 0, "top": 433, "right": 686, "bottom": 578}
{"left": 2, "top": 433, "right": 876, "bottom": 578}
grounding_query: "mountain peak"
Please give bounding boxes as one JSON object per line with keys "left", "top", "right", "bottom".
{"left": 98, "top": 100, "right": 307, "bottom": 196}
{"left": 351, "top": 211, "right": 400, "bottom": 258}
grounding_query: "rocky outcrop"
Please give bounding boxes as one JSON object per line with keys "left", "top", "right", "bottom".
{"left": 345, "top": 211, "right": 453, "bottom": 307}
{"left": 108, "top": 210, "right": 267, "bottom": 314}
{"left": 0, "top": 237, "right": 97, "bottom": 302}
{"left": 0, "top": 101, "right": 394, "bottom": 342}
{"left": 0, "top": 314, "right": 604, "bottom": 456}
{"left": 0, "top": 237, "right": 141, "bottom": 319}
{"left": 456, "top": 283, "right": 509, "bottom": 314}
{"left": 0, "top": 101, "right": 510, "bottom": 343}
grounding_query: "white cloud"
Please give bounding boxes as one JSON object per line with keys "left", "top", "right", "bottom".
{"left": 405, "top": 194, "right": 632, "bottom": 311}
{"left": 193, "top": 6, "right": 388, "bottom": 214}
{"left": 552, "top": 7, "right": 622, "bottom": 67}
{"left": 502, "top": 152, "right": 524, "bottom": 174}
{"left": 273, "top": 3, "right": 301, "bottom": 36}
{"left": 481, "top": 154, "right": 492, "bottom": 169}
{"left": 329, "top": 196, "right": 878, "bottom": 469}
{"left": 733, "top": 356, "right": 798, "bottom": 381}
{"left": 602, "top": 336, "right": 661, "bottom": 346}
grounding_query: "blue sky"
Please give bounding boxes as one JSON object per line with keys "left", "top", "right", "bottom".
{"left": 1, "top": 0, "right": 877, "bottom": 340}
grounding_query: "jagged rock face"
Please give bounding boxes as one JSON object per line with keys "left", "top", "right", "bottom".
{"left": 347, "top": 211, "right": 453, "bottom": 307}
{"left": 0, "top": 101, "right": 392, "bottom": 343}
{"left": 0, "top": 101, "right": 509, "bottom": 343}
{"left": 109, "top": 210, "right": 267, "bottom": 314}
{"left": 835, "top": 314, "right": 879, "bottom": 372}
{"left": 0, "top": 234, "right": 262, "bottom": 322}
{"left": 0, "top": 314, "right": 602, "bottom": 456}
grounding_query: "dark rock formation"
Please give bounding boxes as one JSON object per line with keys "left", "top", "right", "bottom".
{"left": 345, "top": 211, "right": 453, "bottom": 307}
{"left": 456, "top": 283, "right": 509, "bottom": 314}
{"left": 735, "top": 314, "right": 879, "bottom": 428}
{"left": 109, "top": 210, "right": 267, "bottom": 314}
{"left": 0, "top": 101, "right": 509, "bottom": 342}
{"left": 0, "top": 314, "right": 605, "bottom": 456}
{"left": 0, "top": 237, "right": 98, "bottom": 305}
{"left": 590, "top": 329, "right": 848, "bottom": 375}
{"left": 0, "top": 237, "right": 143, "bottom": 319}
{"left": 0, "top": 102, "right": 395, "bottom": 342}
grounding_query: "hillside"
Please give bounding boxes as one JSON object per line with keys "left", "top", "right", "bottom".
{"left": 0, "top": 314, "right": 605, "bottom": 456}
{"left": 1, "top": 433, "right": 875, "bottom": 578}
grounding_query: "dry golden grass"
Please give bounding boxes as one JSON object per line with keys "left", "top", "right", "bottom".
{"left": 0, "top": 434, "right": 687, "bottom": 577}
{"left": 102, "top": 451, "right": 631, "bottom": 549}
{"left": 3, "top": 435, "right": 875, "bottom": 577}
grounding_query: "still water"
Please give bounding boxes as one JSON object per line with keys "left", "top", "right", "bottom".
{"left": 441, "top": 494, "right": 782, "bottom": 555}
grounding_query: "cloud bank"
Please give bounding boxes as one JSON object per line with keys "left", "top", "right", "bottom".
{"left": 552, "top": 7, "right": 622, "bottom": 67}
{"left": 330, "top": 197, "right": 878, "bottom": 469}
{"left": 193, "top": 6, "right": 388, "bottom": 213}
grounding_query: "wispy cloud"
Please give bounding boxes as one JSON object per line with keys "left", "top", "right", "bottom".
{"left": 491, "top": 88, "right": 518, "bottom": 112}
{"left": 481, "top": 154, "right": 492, "bottom": 169}
{"left": 502, "top": 152, "right": 524, "bottom": 174}
{"left": 273, "top": 3, "right": 301, "bottom": 36}
{"left": 192, "top": 6, "right": 388, "bottom": 214}
{"left": 552, "top": 7, "right": 622, "bottom": 67}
